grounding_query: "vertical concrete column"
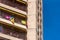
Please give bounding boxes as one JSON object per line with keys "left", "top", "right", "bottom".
{"left": 27, "top": 0, "right": 37, "bottom": 40}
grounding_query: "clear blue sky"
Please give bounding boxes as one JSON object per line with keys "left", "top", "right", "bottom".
{"left": 43, "top": 0, "right": 60, "bottom": 40}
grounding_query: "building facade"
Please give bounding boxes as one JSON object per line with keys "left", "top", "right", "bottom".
{"left": 0, "top": 0, "right": 42, "bottom": 40}
{"left": 0, "top": 0, "right": 27, "bottom": 40}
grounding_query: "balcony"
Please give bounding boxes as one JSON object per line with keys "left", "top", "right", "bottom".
{"left": 16, "top": 0, "right": 27, "bottom": 4}
{"left": 16, "top": 0, "right": 27, "bottom": 2}
{"left": 0, "top": 25, "right": 27, "bottom": 40}
{"left": 0, "top": 0, "right": 27, "bottom": 12}
{"left": 0, "top": 3, "right": 27, "bottom": 15}
{"left": 0, "top": 10, "right": 27, "bottom": 31}
{"left": 0, "top": 37, "right": 10, "bottom": 40}
{"left": 0, "top": 33, "right": 25, "bottom": 40}
{"left": 0, "top": 18, "right": 27, "bottom": 30}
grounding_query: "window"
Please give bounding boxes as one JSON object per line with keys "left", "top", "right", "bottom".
{"left": 0, "top": 25, "right": 3, "bottom": 32}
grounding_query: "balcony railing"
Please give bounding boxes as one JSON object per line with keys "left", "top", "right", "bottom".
{"left": 0, "top": 3, "right": 27, "bottom": 15}
{"left": 0, "top": 10, "right": 27, "bottom": 30}
{"left": 0, "top": 37, "right": 10, "bottom": 40}
{"left": 0, "top": 18, "right": 27, "bottom": 29}
{"left": 0, "top": 10, "right": 27, "bottom": 26}
{"left": 0, "top": 0, "right": 27, "bottom": 12}
{"left": 16, "top": 0, "right": 27, "bottom": 2}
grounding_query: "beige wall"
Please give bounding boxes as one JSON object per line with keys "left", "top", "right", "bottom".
{"left": 27, "top": 0, "right": 43, "bottom": 40}
{"left": 27, "top": 0, "right": 37, "bottom": 40}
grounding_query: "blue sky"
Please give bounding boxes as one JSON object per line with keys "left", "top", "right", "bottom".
{"left": 43, "top": 0, "right": 60, "bottom": 40}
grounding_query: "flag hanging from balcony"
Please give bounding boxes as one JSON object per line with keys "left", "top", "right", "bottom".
{"left": 10, "top": 16, "right": 15, "bottom": 24}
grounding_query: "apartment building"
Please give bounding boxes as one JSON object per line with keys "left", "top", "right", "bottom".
{"left": 0, "top": 0, "right": 42, "bottom": 40}
{"left": 0, "top": 0, "right": 27, "bottom": 40}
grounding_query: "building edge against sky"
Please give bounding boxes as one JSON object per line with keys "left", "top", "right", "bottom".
{"left": 27, "top": 0, "right": 43, "bottom": 40}
{"left": 0, "top": 0, "right": 43, "bottom": 40}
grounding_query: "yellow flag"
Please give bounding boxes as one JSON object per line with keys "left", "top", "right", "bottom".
{"left": 10, "top": 18, "right": 14, "bottom": 24}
